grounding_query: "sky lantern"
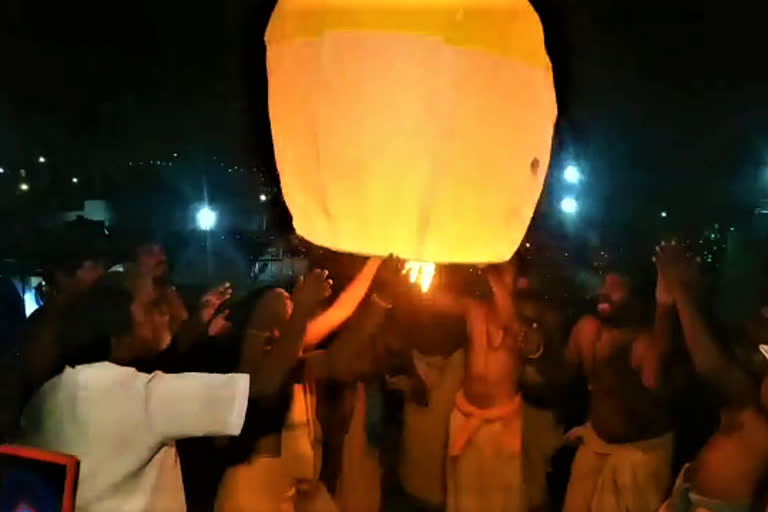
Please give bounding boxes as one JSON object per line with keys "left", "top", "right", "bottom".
{"left": 266, "top": 0, "right": 557, "bottom": 276}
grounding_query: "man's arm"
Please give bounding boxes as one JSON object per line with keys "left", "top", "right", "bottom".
{"left": 635, "top": 248, "right": 684, "bottom": 389}
{"left": 673, "top": 286, "right": 754, "bottom": 403}
{"left": 303, "top": 258, "right": 382, "bottom": 349}
{"left": 486, "top": 262, "right": 518, "bottom": 329}
{"left": 241, "top": 270, "right": 332, "bottom": 395}
{"left": 566, "top": 316, "right": 597, "bottom": 374}
{"left": 146, "top": 371, "right": 250, "bottom": 442}
{"left": 304, "top": 294, "right": 391, "bottom": 382}
{"left": 635, "top": 304, "right": 678, "bottom": 390}
{"left": 656, "top": 244, "right": 755, "bottom": 403}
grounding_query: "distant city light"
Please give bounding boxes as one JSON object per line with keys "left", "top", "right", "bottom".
{"left": 660, "top": 211, "right": 668, "bottom": 218}
{"left": 0, "top": 167, "right": 4, "bottom": 174}
{"left": 560, "top": 196, "right": 578, "bottom": 214}
{"left": 173, "top": 153, "right": 178, "bottom": 158}
{"left": 19, "top": 182, "right": 29, "bottom": 191}
{"left": 259, "top": 193, "right": 268, "bottom": 202}
{"left": 563, "top": 165, "right": 581, "bottom": 184}
{"left": 71, "top": 177, "right": 79, "bottom": 184}
{"left": 196, "top": 206, "right": 217, "bottom": 231}
{"left": 37, "top": 156, "right": 46, "bottom": 163}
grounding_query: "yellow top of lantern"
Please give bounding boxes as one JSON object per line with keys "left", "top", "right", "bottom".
{"left": 266, "top": 0, "right": 550, "bottom": 67}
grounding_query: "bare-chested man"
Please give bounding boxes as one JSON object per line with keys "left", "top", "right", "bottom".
{"left": 417, "top": 261, "right": 534, "bottom": 512}
{"left": 656, "top": 243, "right": 768, "bottom": 512}
{"left": 563, "top": 259, "right": 677, "bottom": 512}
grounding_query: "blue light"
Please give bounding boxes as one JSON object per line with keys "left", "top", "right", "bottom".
{"left": 563, "top": 165, "right": 581, "bottom": 184}
{"left": 560, "top": 197, "right": 578, "bottom": 214}
{"left": 196, "top": 206, "right": 217, "bottom": 231}
{"left": 24, "top": 290, "right": 40, "bottom": 317}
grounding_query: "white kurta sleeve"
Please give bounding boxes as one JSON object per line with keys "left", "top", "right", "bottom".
{"left": 145, "top": 371, "right": 250, "bottom": 442}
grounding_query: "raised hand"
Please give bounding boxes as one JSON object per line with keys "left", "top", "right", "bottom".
{"left": 653, "top": 242, "right": 675, "bottom": 306}
{"left": 372, "top": 255, "right": 405, "bottom": 304}
{"left": 208, "top": 309, "right": 232, "bottom": 337}
{"left": 654, "top": 240, "right": 700, "bottom": 298}
{"left": 293, "top": 269, "right": 333, "bottom": 314}
{"left": 199, "top": 282, "right": 232, "bottom": 323}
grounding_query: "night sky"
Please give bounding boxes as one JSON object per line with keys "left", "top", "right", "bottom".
{"left": 3, "top": 0, "right": 768, "bottom": 236}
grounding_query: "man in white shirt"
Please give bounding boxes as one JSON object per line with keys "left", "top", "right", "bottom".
{"left": 20, "top": 268, "right": 333, "bottom": 511}
{"left": 21, "top": 362, "right": 250, "bottom": 511}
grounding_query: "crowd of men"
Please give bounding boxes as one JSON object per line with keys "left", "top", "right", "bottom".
{"left": 2, "top": 232, "right": 768, "bottom": 512}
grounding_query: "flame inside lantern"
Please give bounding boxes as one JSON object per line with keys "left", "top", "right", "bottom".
{"left": 404, "top": 261, "right": 436, "bottom": 293}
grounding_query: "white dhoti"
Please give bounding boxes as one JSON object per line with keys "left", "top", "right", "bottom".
{"left": 215, "top": 455, "right": 297, "bottom": 512}
{"left": 447, "top": 390, "right": 524, "bottom": 512}
{"left": 563, "top": 424, "right": 674, "bottom": 512}
{"left": 216, "top": 383, "right": 338, "bottom": 512}
{"left": 335, "top": 382, "right": 381, "bottom": 512}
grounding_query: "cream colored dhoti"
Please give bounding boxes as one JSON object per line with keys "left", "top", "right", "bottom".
{"left": 215, "top": 455, "right": 297, "bottom": 512}
{"left": 447, "top": 390, "right": 524, "bottom": 512}
{"left": 215, "top": 383, "right": 338, "bottom": 512}
{"left": 563, "top": 424, "right": 674, "bottom": 512}
{"left": 335, "top": 382, "right": 381, "bottom": 512}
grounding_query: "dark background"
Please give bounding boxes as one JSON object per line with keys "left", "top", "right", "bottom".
{"left": 2, "top": 0, "right": 768, "bottom": 251}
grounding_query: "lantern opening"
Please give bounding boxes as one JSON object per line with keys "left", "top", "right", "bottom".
{"left": 404, "top": 261, "right": 436, "bottom": 293}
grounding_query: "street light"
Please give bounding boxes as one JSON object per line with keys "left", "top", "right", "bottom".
{"left": 660, "top": 211, "right": 668, "bottom": 218}
{"left": 38, "top": 156, "right": 46, "bottom": 164}
{"left": 19, "top": 182, "right": 29, "bottom": 192}
{"left": 259, "top": 193, "right": 268, "bottom": 202}
{"left": 196, "top": 206, "right": 217, "bottom": 231}
{"left": 560, "top": 196, "right": 578, "bottom": 214}
{"left": 72, "top": 177, "right": 79, "bottom": 184}
{"left": 563, "top": 165, "right": 581, "bottom": 184}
